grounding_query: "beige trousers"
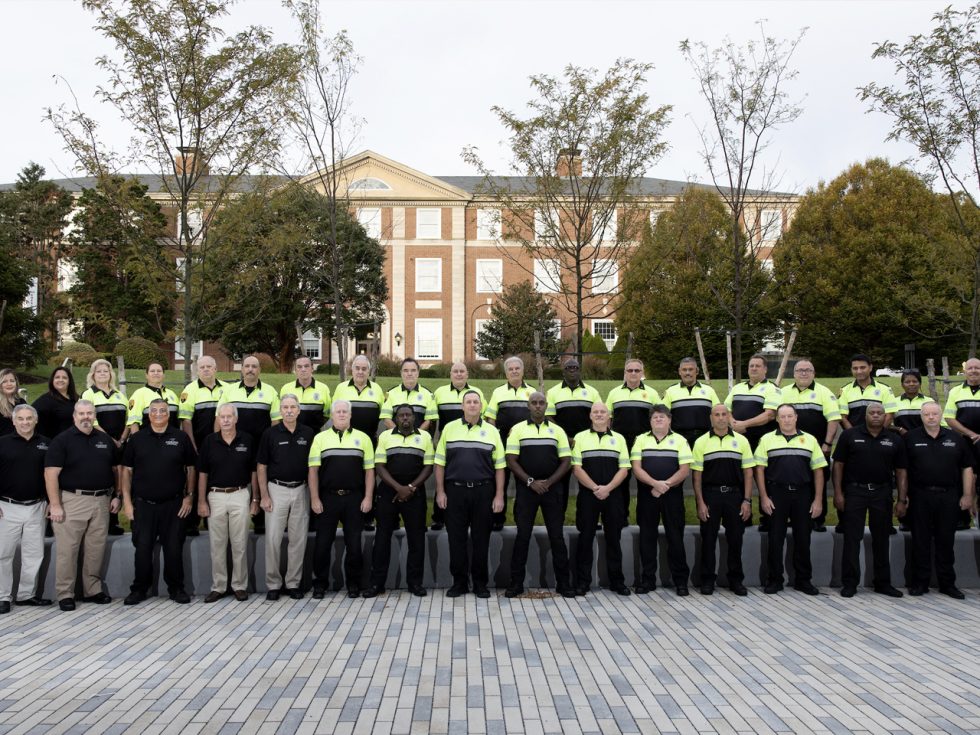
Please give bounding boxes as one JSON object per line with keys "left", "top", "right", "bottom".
{"left": 207, "top": 488, "right": 250, "bottom": 592}
{"left": 53, "top": 492, "right": 110, "bottom": 600}
{"left": 0, "top": 500, "right": 48, "bottom": 602}
{"left": 265, "top": 481, "right": 310, "bottom": 590}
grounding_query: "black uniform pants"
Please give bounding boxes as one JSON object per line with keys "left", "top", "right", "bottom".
{"left": 842, "top": 483, "right": 893, "bottom": 589}
{"left": 431, "top": 478, "right": 445, "bottom": 526}
{"left": 699, "top": 486, "right": 745, "bottom": 584}
{"left": 131, "top": 496, "right": 185, "bottom": 594}
{"left": 637, "top": 484, "right": 688, "bottom": 587}
{"left": 370, "top": 484, "right": 426, "bottom": 588}
{"left": 510, "top": 484, "right": 571, "bottom": 590}
{"left": 767, "top": 482, "right": 813, "bottom": 585}
{"left": 492, "top": 467, "right": 512, "bottom": 528}
{"left": 313, "top": 492, "right": 364, "bottom": 592}
{"left": 574, "top": 486, "right": 625, "bottom": 589}
{"left": 909, "top": 485, "right": 960, "bottom": 588}
{"left": 446, "top": 482, "right": 495, "bottom": 589}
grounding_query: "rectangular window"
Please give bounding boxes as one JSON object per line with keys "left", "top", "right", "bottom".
{"left": 174, "top": 335, "right": 203, "bottom": 364}
{"left": 302, "top": 329, "right": 321, "bottom": 360}
{"left": 760, "top": 209, "right": 783, "bottom": 242}
{"left": 475, "top": 259, "right": 503, "bottom": 293}
{"left": 649, "top": 210, "right": 661, "bottom": 229}
{"left": 592, "top": 319, "right": 617, "bottom": 349}
{"left": 57, "top": 258, "right": 78, "bottom": 293}
{"left": 24, "top": 278, "right": 38, "bottom": 313}
{"left": 357, "top": 208, "right": 381, "bottom": 239}
{"left": 534, "top": 208, "right": 559, "bottom": 241}
{"left": 474, "top": 318, "right": 490, "bottom": 360}
{"left": 415, "top": 258, "right": 442, "bottom": 292}
{"left": 591, "top": 259, "right": 619, "bottom": 295}
{"left": 534, "top": 258, "right": 562, "bottom": 294}
{"left": 417, "top": 207, "right": 441, "bottom": 239}
{"left": 415, "top": 319, "right": 442, "bottom": 360}
{"left": 596, "top": 209, "right": 617, "bottom": 242}
{"left": 476, "top": 208, "right": 500, "bottom": 240}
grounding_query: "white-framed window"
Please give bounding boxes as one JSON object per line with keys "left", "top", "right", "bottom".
{"left": 592, "top": 319, "right": 617, "bottom": 349}
{"left": 415, "top": 258, "right": 442, "bottom": 292}
{"left": 591, "top": 259, "right": 619, "bottom": 295}
{"left": 649, "top": 210, "right": 662, "bottom": 229}
{"left": 177, "top": 209, "right": 203, "bottom": 242}
{"left": 57, "top": 258, "right": 78, "bottom": 293}
{"left": 475, "top": 259, "right": 503, "bottom": 293}
{"left": 534, "top": 258, "right": 562, "bottom": 294}
{"left": 552, "top": 318, "right": 563, "bottom": 342}
{"left": 348, "top": 177, "right": 391, "bottom": 191}
{"left": 596, "top": 208, "right": 617, "bottom": 242}
{"left": 474, "top": 318, "right": 490, "bottom": 360}
{"left": 302, "top": 329, "right": 321, "bottom": 360}
{"left": 175, "top": 336, "right": 203, "bottom": 364}
{"left": 476, "top": 208, "right": 500, "bottom": 240}
{"left": 417, "top": 208, "right": 441, "bottom": 239}
{"left": 760, "top": 209, "right": 783, "bottom": 242}
{"left": 415, "top": 319, "right": 442, "bottom": 360}
{"left": 357, "top": 207, "right": 381, "bottom": 239}
{"left": 760, "top": 258, "right": 774, "bottom": 273}
{"left": 534, "top": 208, "right": 559, "bottom": 241}
{"left": 24, "top": 278, "right": 38, "bottom": 313}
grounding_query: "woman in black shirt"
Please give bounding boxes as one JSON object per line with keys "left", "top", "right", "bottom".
{"left": 32, "top": 366, "right": 78, "bottom": 439}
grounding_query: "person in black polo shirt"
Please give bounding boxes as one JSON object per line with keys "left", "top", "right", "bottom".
{"left": 364, "top": 404, "right": 434, "bottom": 598}
{"left": 435, "top": 390, "right": 505, "bottom": 598}
{"left": 120, "top": 398, "right": 196, "bottom": 605}
{"left": 197, "top": 403, "right": 258, "bottom": 603}
{"left": 44, "top": 399, "right": 120, "bottom": 611}
{"left": 901, "top": 401, "right": 974, "bottom": 599}
{"left": 485, "top": 356, "right": 533, "bottom": 531}
{"left": 505, "top": 391, "right": 574, "bottom": 598}
{"left": 832, "top": 401, "right": 907, "bottom": 598}
{"left": 257, "top": 394, "right": 314, "bottom": 601}
{"left": 0, "top": 404, "right": 52, "bottom": 612}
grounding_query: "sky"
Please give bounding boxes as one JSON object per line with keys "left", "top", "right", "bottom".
{"left": 1, "top": 0, "right": 969, "bottom": 194}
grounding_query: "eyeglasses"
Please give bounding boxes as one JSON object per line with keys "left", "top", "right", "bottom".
{"left": 625, "top": 369, "right": 642, "bottom": 373}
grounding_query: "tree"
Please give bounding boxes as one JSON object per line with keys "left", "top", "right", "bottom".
{"left": 67, "top": 177, "right": 174, "bottom": 351}
{"left": 48, "top": 0, "right": 300, "bottom": 381}
{"left": 860, "top": 3, "right": 980, "bottom": 356}
{"left": 474, "top": 281, "right": 561, "bottom": 361}
{"left": 680, "top": 27, "right": 805, "bottom": 375}
{"left": 0, "top": 236, "right": 44, "bottom": 367}
{"left": 0, "top": 163, "right": 73, "bottom": 343}
{"left": 770, "top": 159, "right": 969, "bottom": 373}
{"left": 197, "top": 182, "right": 386, "bottom": 371}
{"left": 462, "top": 59, "right": 671, "bottom": 354}
{"left": 617, "top": 187, "right": 773, "bottom": 377}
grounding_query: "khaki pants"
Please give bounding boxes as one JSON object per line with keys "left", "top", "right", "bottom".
{"left": 53, "top": 492, "right": 110, "bottom": 600}
{"left": 0, "top": 500, "right": 47, "bottom": 602}
{"left": 208, "top": 488, "right": 250, "bottom": 592}
{"left": 265, "top": 481, "right": 310, "bottom": 591}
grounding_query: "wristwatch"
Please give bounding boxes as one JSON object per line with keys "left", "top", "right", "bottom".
{"left": 527, "top": 477, "right": 535, "bottom": 487}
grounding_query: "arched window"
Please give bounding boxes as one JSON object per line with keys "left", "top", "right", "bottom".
{"left": 348, "top": 177, "right": 392, "bottom": 191}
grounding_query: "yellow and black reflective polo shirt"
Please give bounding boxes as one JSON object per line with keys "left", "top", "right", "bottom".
{"left": 505, "top": 419, "right": 571, "bottom": 479}
{"left": 178, "top": 378, "right": 227, "bottom": 445}
{"left": 778, "top": 382, "right": 840, "bottom": 443}
{"left": 280, "top": 379, "right": 331, "bottom": 432}
{"left": 308, "top": 427, "right": 375, "bottom": 494}
{"left": 485, "top": 382, "right": 534, "bottom": 438}
{"left": 381, "top": 383, "right": 437, "bottom": 429}
{"left": 546, "top": 380, "right": 601, "bottom": 439}
{"left": 571, "top": 428, "right": 630, "bottom": 486}
{"left": 943, "top": 381, "right": 980, "bottom": 433}
{"left": 838, "top": 379, "right": 897, "bottom": 425}
{"left": 755, "top": 430, "right": 827, "bottom": 485}
{"left": 661, "top": 381, "right": 721, "bottom": 437}
{"left": 432, "top": 383, "right": 485, "bottom": 430}
{"left": 725, "top": 379, "right": 781, "bottom": 447}
{"left": 630, "top": 431, "right": 692, "bottom": 482}
{"left": 333, "top": 379, "right": 385, "bottom": 439}
{"left": 127, "top": 384, "right": 180, "bottom": 430}
{"left": 217, "top": 380, "right": 281, "bottom": 443}
{"left": 894, "top": 393, "right": 933, "bottom": 432}
{"left": 435, "top": 418, "right": 505, "bottom": 484}
{"left": 82, "top": 387, "right": 128, "bottom": 441}
{"left": 375, "top": 427, "right": 434, "bottom": 485}
{"left": 606, "top": 382, "right": 662, "bottom": 443}
{"left": 691, "top": 430, "right": 755, "bottom": 487}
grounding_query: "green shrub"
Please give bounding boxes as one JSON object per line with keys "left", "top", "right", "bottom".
{"left": 582, "top": 355, "right": 611, "bottom": 380}
{"left": 419, "top": 362, "right": 453, "bottom": 379}
{"left": 581, "top": 330, "right": 609, "bottom": 359}
{"left": 374, "top": 354, "right": 403, "bottom": 377}
{"left": 315, "top": 363, "right": 339, "bottom": 374}
{"left": 608, "top": 334, "right": 629, "bottom": 372}
{"left": 114, "top": 336, "right": 169, "bottom": 370}
{"left": 49, "top": 341, "right": 101, "bottom": 367}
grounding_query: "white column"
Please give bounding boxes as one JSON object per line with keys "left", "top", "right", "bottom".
{"left": 451, "top": 237, "right": 465, "bottom": 362}
{"left": 390, "top": 210, "right": 406, "bottom": 359}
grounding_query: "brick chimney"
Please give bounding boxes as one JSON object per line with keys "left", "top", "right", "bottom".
{"left": 556, "top": 148, "right": 582, "bottom": 177}
{"left": 175, "top": 146, "right": 208, "bottom": 176}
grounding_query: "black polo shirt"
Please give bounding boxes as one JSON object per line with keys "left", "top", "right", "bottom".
{"left": 0, "top": 397, "right": 27, "bottom": 437}
{"left": 45, "top": 426, "right": 117, "bottom": 490}
{"left": 833, "top": 425, "right": 908, "bottom": 485}
{"left": 0, "top": 432, "right": 50, "bottom": 501}
{"left": 32, "top": 392, "right": 75, "bottom": 440}
{"left": 904, "top": 426, "right": 974, "bottom": 488}
{"left": 257, "top": 422, "right": 315, "bottom": 484}
{"left": 197, "top": 431, "right": 255, "bottom": 488}
{"left": 122, "top": 426, "right": 197, "bottom": 501}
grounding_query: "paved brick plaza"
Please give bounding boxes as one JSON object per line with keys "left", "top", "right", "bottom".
{"left": 0, "top": 589, "right": 977, "bottom": 734}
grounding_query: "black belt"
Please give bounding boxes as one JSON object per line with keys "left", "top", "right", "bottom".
{"left": 270, "top": 479, "right": 304, "bottom": 488}
{"left": 63, "top": 488, "right": 113, "bottom": 497}
{"left": 136, "top": 495, "right": 183, "bottom": 505}
{"left": 209, "top": 486, "right": 248, "bottom": 494}
{"left": 770, "top": 482, "right": 812, "bottom": 492}
{"left": 324, "top": 488, "right": 360, "bottom": 496}
{"left": 845, "top": 482, "right": 891, "bottom": 492}
{"left": 916, "top": 485, "right": 955, "bottom": 493}
{"left": 705, "top": 484, "right": 741, "bottom": 493}
{"left": 0, "top": 496, "right": 45, "bottom": 506}
{"left": 450, "top": 480, "right": 493, "bottom": 488}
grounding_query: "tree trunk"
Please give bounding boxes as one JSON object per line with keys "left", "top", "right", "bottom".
{"left": 182, "top": 244, "right": 193, "bottom": 385}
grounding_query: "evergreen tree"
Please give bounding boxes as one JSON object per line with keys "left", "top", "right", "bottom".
{"left": 475, "top": 281, "right": 561, "bottom": 360}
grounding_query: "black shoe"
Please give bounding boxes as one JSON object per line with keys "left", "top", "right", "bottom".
{"left": 835, "top": 524, "right": 844, "bottom": 534}
{"left": 595, "top": 524, "right": 602, "bottom": 531}
{"left": 108, "top": 524, "right": 125, "bottom": 536}
{"left": 874, "top": 585, "right": 903, "bottom": 598}
{"left": 898, "top": 523, "right": 910, "bottom": 532}
{"left": 574, "top": 586, "right": 589, "bottom": 597}
{"left": 429, "top": 523, "right": 444, "bottom": 531}
{"left": 362, "top": 524, "right": 375, "bottom": 532}
{"left": 0, "top": 601, "right": 9, "bottom": 614}
{"left": 840, "top": 586, "right": 856, "bottom": 598}
{"left": 185, "top": 527, "right": 200, "bottom": 537}
{"left": 347, "top": 588, "right": 360, "bottom": 599}
{"left": 233, "top": 590, "right": 249, "bottom": 601}
{"left": 204, "top": 591, "right": 224, "bottom": 603}
{"left": 253, "top": 527, "right": 265, "bottom": 536}
{"left": 286, "top": 588, "right": 304, "bottom": 600}
{"left": 474, "top": 587, "right": 491, "bottom": 599}
{"left": 124, "top": 591, "right": 147, "bottom": 606}
{"left": 908, "top": 585, "right": 927, "bottom": 596}
{"left": 611, "top": 584, "right": 631, "bottom": 596}
{"left": 764, "top": 582, "right": 783, "bottom": 595}
{"left": 446, "top": 585, "right": 467, "bottom": 598}
{"left": 955, "top": 522, "right": 971, "bottom": 531}
{"left": 504, "top": 587, "right": 523, "bottom": 598}
{"left": 83, "top": 592, "right": 112, "bottom": 604}
{"left": 633, "top": 585, "right": 651, "bottom": 595}
{"left": 888, "top": 526, "right": 897, "bottom": 536}
{"left": 312, "top": 587, "right": 326, "bottom": 600}
{"left": 730, "top": 582, "right": 748, "bottom": 597}
{"left": 59, "top": 598, "right": 76, "bottom": 611}
{"left": 407, "top": 585, "right": 427, "bottom": 597}
{"left": 794, "top": 582, "right": 820, "bottom": 596}
{"left": 491, "top": 522, "right": 504, "bottom": 532}
{"left": 13, "top": 597, "right": 52, "bottom": 607}
{"left": 558, "top": 588, "right": 577, "bottom": 598}
{"left": 700, "top": 583, "right": 714, "bottom": 596}
{"left": 675, "top": 586, "right": 689, "bottom": 597}
{"left": 170, "top": 590, "right": 191, "bottom": 604}
{"left": 939, "top": 585, "right": 966, "bottom": 600}
{"left": 266, "top": 591, "right": 281, "bottom": 601}
{"left": 362, "top": 586, "right": 384, "bottom": 599}
{"left": 812, "top": 523, "right": 827, "bottom": 533}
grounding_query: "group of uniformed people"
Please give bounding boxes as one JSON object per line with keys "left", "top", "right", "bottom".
{"left": 0, "top": 350, "right": 976, "bottom": 612}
